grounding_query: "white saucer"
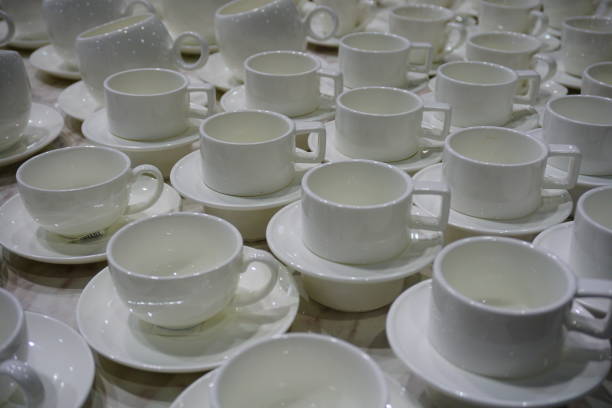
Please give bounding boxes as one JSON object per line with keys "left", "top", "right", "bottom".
{"left": 413, "top": 163, "right": 573, "bottom": 236}
{"left": 387, "top": 280, "right": 611, "bottom": 408}
{"left": 0, "top": 21, "right": 49, "bottom": 50}
{"left": 0, "top": 181, "right": 181, "bottom": 264}
{"left": 82, "top": 109, "right": 201, "bottom": 152}
{"left": 76, "top": 257, "right": 299, "bottom": 373}
{"left": 550, "top": 51, "right": 582, "bottom": 89}
{"left": 421, "top": 92, "right": 540, "bottom": 133}
{"left": 0, "top": 312, "right": 95, "bottom": 408}
{"left": 170, "top": 369, "right": 423, "bottom": 408}
{"left": 196, "top": 52, "right": 242, "bottom": 92}
{"left": 170, "top": 151, "right": 306, "bottom": 211}
{"left": 267, "top": 201, "right": 443, "bottom": 283}
{"left": 220, "top": 85, "right": 336, "bottom": 122}
{"left": 0, "top": 103, "right": 63, "bottom": 168}
{"left": 307, "top": 121, "right": 442, "bottom": 174}
{"left": 30, "top": 45, "right": 81, "bottom": 80}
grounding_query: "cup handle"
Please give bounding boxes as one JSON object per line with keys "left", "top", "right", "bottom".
{"left": 186, "top": 83, "right": 216, "bottom": 119}
{"left": 316, "top": 68, "right": 343, "bottom": 102}
{"left": 0, "top": 360, "right": 44, "bottom": 408}
{"left": 528, "top": 10, "right": 549, "bottom": 37}
{"left": 406, "top": 42, "right": 433, "bottom": 74}
{"left": 121, "top": 0, "right": 156, "bottom": 16}
{"left": 542, "top": 144, "right": 581, "bottom": 190}
{"left": 125, "top": 165, "right": 164, "bottom": 215}
{"left": 0, "top": 11, "right": 15, "bottom": 47}
{"left": 232, "top": 249, "right": 280, "bottom": 307}
{"left": 421, "top": 102, "right": 451, "bottom": 143}
{"left": 304, "top": 6, "right": 339, "bottom": 41}
{"left": 293, "top": 122, "right": 326, "bottom": 163}
{"left": 171, "top": 32, "right": 209, "bottom": 71}
{"left": 566, "top": 278, "right": 612, "bottom": 338}
{"left": 533, "top": 53, "right": 557, "bottom": 84}
{"left": 513, "top": 69, "right": 540, "bottom": 105}
{"left": 408, "top": 181, "right": 450, "bottom": 232}
{"left": 442, "top": 22, "right": 467, "bottom": 57}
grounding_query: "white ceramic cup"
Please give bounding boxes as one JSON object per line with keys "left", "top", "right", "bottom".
{"left": 543, "top": 0, "right": 610, "bottom": 30}
{"left": 200, "top": 110, "right": 326, "bottom": 196}
{"left": 561, "top": 17, "right": 612, "bottom": 78}
{"left": 104, "top": 68, "right": 216, "bottom": 141}
{"left": 335, "top": 87, "right": 451, "bottom": 162}
{"left": 215, "top": 0, "right": 338, "bottom": 80}
{"left": 159, "top": 0, "right": 230, "bottom": 45}
{"left": 466, "top": 31, "right": 557, "bottom": 85}
{"left": 429, "top": 236, "right": 612, "bottom": 378}
{"left": 582, "top": 62, "right": 612, "bottom": 98}
{"left": 313, "top": 0, "right": 373, "bottom": 36}
{"left": 76, "top": 13, "right": 208, "bottom": 103}
{"left": 443, "top": 126, "right": 581, "bottom": 219}
{"left": 542, "top": 95, "right": 612, "bottom": 176}
{"left": 0, "top": 10, "right": 14, "bottom": 46}
{"left": 42, "top": 0, "right": 154, "bottom": 68}
{"left": 107, "top": 212, "right": 280, "bottom": 329}
{"left": 0, "top": 288, "right": 44, "bottom": 408}
{"left": 0, "top": 51, "right": 30, "bottom": 152}
{"left": 478, "top": 0, "right": 548, "bottom": 37}
{"left": 210, "top": 333, "right": 388, "bottom": 408}
{"left": 0, "top": 0, "right": 44, "bottom": 40}
{"left": 570, "top": 187, "right": 612, "bottom": 280}
{"left": 16, "top": 146, "right": 164, "bottom": 237}
{"left": 339, "top": 32, "right": 433, "bottom": 88}
{"left": 301, "top": 160, "right": 450, "bottom": 264}
{"left": 244, "top": 50, "right": 343, "bottom": 117}
{"left": 434, "top": 61, "right": 540, "bottom": 127}
{"left": 389, "top": 5, "right": 467, "bottom": 63}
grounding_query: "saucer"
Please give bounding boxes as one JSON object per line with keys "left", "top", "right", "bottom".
{"left": 307, "top": 121, "right": 443, "bottom": 174}
{"left": 30, "top": 45, "right": 81, "bottom": 80}
{"left": 0, "top": 103, "right": 63, "bottom": 168}
{"left": 170, "top": 369, "right": 423, "bottom": 408}
{"left": 267, "top": 201, "right": 443, "bottom": 283}
{"left": 421, "top": 93, "right": 540, "bottom": 133}
{"left": 170, "top": 151, "right": 306, "bottom": 211}
{"left": 76, "top": 256, "right": 299, "bottom": 373}
{"left": 196, "top": 52, "right": 242, "bottom": 92}
{"left": 550, "top": 51, "right": 582, "bottom": 89}
{"left": 539, "top": 32, "right": 561, "bottom": 53}
{"left": 0, "top": 181, "right": 181, "bottom": 264}
{"left": 220, "top": 85, "right": 336, "bottom": 122}
{"left": 0, "top": 312, "right": 95, "bottom": 408}
{"left": 387, "top": 280, "right": 611, "bottom": 408}
{"left": 0, "top": 21, "right": 49, "bottom": 50}
{"left": 413, "top": 164, "right": 573, "bottom": 236}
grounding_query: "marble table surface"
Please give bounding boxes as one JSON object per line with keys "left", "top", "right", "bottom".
{"left": 1, "top": 45, "right": 611, "bottom": 408}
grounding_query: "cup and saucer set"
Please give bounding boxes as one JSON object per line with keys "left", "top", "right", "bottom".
{"left": 0, "top": 1, "right": 49, "bottom": 50}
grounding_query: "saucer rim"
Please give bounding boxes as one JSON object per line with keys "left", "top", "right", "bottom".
{"left": 30, "top": 44, "right": 82, "bottom": 81}
{"left": 57, "top": 80, "right": 99, "bottom": 121}
{"left": 0, "top": 21, "right": 50, "bottom": 49}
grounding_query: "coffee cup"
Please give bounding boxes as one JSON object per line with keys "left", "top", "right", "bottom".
{"left": 389, "top": 5, "right": 467, "bottom": 63}
{"left": 107, "top": 212, "right": 280, "bottom": 329}
{"left": 16, "top": 146, "right": 164, "bottom": 238}
{"left": 158, "top": 0, "right": 230, "bottom": 46}
{"left": 104, "top": 68, "right": 216, "bottom": 141}
{"left": 0, "top": 0, "right": 44, "bottom": 40}
{"left": 478, "top": 0, "right": 548, "bottom": 37}
{"left": 244, "top": 50, "right": 343, "bottom": 117}
{"left": 42, "top": 0, "right": 154, "bottom": 68}
{"left": 434, "top": 61, "right": 540, "bottom": 127}
{"left": 429, "top": 236, "right": 612, "bottom": 378}
{"left": 542, "top": 95, "right": 612, "bottom": 176}
{"left": 76, "top": 13, "right": 208, "bottom": 102}
{"left": 542, "top": 0, "right": 610, "bottom": 30}
{"left": 570, "top": 186, "right": 612, "bottom": 280}
{"left": 561, "top": 17, "right": 612, "bottom": 77}
{"left": 312, "top": 0, "right": 374, "bottom": 37}
{"left": 301, "top": 160, "right": 450, "bottom": 264}
{"left": 582, "top": 62, "right": 612, "bottom": 98}
{"left": 210, "top": 333, "right": 388, "bottom": 407}
{"left": 339, "top": 32, "right": 433, "bottom": 88}
{"left": 443, "top": 126, "right": 581, "bottom": 219}
{"left": 215, "top": 0, "right": 338, "bottom": 80}
{"left": 0, "top": 10, "right": 14, "bottom": 46}
{"left": 335, "top": 87, "right": 451, "bottom": 162}
{"left": 200, "top": 110, "right": 326, "bottom": 196}
{"left": 0, "top": 51, "right": 30, "bottom": 152}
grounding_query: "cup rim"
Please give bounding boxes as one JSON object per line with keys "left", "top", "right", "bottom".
{"left": 244, "top": 50, "right": 321, "bottom": 78}
{"left": 77, "top": 13, "right": 154, "bottom": 40}
{"left": 106, "top": 212, "right": 243, "bottom": 281}
{"left": 200, "top": 110, "right": 295, "bottom": 146}
{"left": 339, "top": 32, "right": 411, "bottom": 54}
{"left": 390, "top": 4, "right": 454, "bottom": 22}
{"left": 16, "top": 146, "right": 131, "bottom": 193}
{"left": 104, "top": 68, "right": 188, "bottom": 98}
{"left": 302, "top": 159, "right": 414, "bottom": 210}
{"left": 562, "top": 16, "right": 612, "bottom": 34}
{"left": 210, "top": 333, "right": 389, "bottom": 408}
{"left": 480, "top": 0, "right": 540, "bottom": 9}
{"left": 216, "top": 0, "right": 280, "bottom": 18}
{"left": 576, "top": 186, "right": 612, "bottom": 235}
{"left": 467, "top": 31, "right": 542, "bottom": 55}
{"left": 337, "top": 86, "right": 424, "bottom": 117}
{"left": 583, "top": 62, "right": 612, "bottom": 89}
{"left": 545, "top": 95, "right": 612, "bottom": 128}
{"left": 0, "top": 288, "right": 24, "bottom": 354}
{"left": 437, "top": 61, "right": 518, "bottom": 87}
{"left": 433, "top": 236, "right": 577, "bottom": 316}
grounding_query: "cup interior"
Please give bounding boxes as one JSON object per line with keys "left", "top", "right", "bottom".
{"left": 565, "top": 17, "right": 612, "bottom": 32}
{"left": 109, "top": 214, "right": 241, "bottom": 278}
{"left": 0, "top": 290, "right": 20, "bottom": 346}
{"left": 305, "top": 161, "right": 408, "bottom": 206}
{"left": 438, "top": 239, "right": 571, "bottom": 311}
{"left": 339, "top": 87, "right": 422, "bottom": 115}
{"left": 246, "top": 52, "right": 318, "bottom": 76}
{"left": 392, "top": 5, "right": 451, "bottom": 21}
{"left": 447, "top": 128, "right": 545, "bottom": 165}
{"left": 215, "top": 335, "right": 386, "bottom": 408}
{"left": 342, "top": 33, "right": 408, "bottom": 52}
{"left": 548, "top": 96, "right": 612, "bottom": 125}
{"left": 469, "top": 32, "right": 540, "bottom": 53}
{"left": 582, "top": 188, "right": 612, "bottom": 230}
{"left": 79, "top": 14, "right": 150, "bottom": 38}
{"left": 106, "top": 69, "right": 187, "bottom": 95}
{"left": 586, "top": 63, "right": 612, "bottom": 86}
{"left": 218, "top": 0, "right": 276, "bottom": 15}
{"left": 440, "top": 62, "right": 516, "bottom": 85}
{"left": 203, "top": 111, "right": 291, "bottom": 144}
{"left": 482, "top": 0, "right": 538, "bottom": 7}
{"left": 17, "top": 147, "right": 129, "bottom": 190}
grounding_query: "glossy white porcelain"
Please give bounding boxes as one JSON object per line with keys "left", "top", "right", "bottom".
{"left": 16, "top": 146, "right": 164, "bottom": 237}
{"left": 0, "top": 11, "right": 14, "bottom": 46}
{"left": 582, "top": 61, "right": 612, "bottom": 98}
{"left": 0, "top": 51, "right": 31, "bottom": 152}
{"left": 479, "top": 0, "right": 548, "bottom": 36}
{"left": 543, "top": 0, "right": 609, "bottom": 29}
{"left": 159, "top": 0, "right": 230, "bottom": 45}
{"left": 29, "top": 44, "right": 81, "bottom": 80}
{"left": 314, "top": 0, "right": 373, "bottom": 36}
{"left": 0, "top": 0, "right": 44, "bottom": 40}
{"left": 561, "top": 17, "right": 612, "bottom": 77}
